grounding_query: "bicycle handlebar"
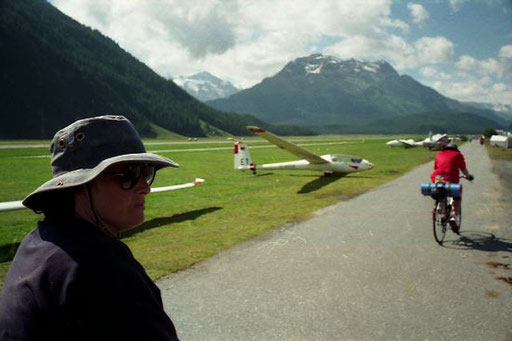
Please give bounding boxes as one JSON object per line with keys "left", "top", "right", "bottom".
{"left": 460, "top": 174, "right": 474, "bottom": 182}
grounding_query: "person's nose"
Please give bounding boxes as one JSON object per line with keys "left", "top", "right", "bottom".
{"left": 134, "top": 175, "right": 151, "bottom": 195}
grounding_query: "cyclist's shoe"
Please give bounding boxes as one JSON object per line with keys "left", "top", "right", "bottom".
{"left": 449, "top": 215, "right": 460, "bottom": 234}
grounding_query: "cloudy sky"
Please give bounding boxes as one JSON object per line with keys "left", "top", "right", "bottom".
{"left": 50, "top": 0, "right": 512, "bottom": 106}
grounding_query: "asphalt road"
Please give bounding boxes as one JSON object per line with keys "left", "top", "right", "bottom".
{"left": 159, "top": 142, "right": 512, "bottom": 341}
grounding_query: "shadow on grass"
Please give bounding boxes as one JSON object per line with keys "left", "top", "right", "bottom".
{"left": 289, "top": 173, "right": 376, "bottom": 180}
{"left": 122, "top": 206, "right": 223, "bottom": 238}
{"left": 0, "top": 243, "right": 20, "bottom": 263}
{"left": 443, "top": 231, "right": 512, "bottom": 253}
{"left": 250, "top": 172, "right": 274, "bottom": 177}
{"left": 298, "top": 174, "right": 346, "bottom": 194}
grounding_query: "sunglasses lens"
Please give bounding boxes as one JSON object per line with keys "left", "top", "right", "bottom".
{"left": 120, "top": 166, "right": 141, "bottom": 190}
{"left": 119, "top": 165, "right": 155, "bottom": 190}
{"left": 142, "top": 166, "right": 156, "bottom": 186}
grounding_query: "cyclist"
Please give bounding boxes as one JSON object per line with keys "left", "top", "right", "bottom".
{"left": 478, "top": 134, "right": 485, "bottom": 145}
{"left": 430, "top": 142, "right": 474, "bottom": 233}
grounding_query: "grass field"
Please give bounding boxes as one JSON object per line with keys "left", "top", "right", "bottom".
{"left": 485, "top": 141, "right": 512, "bottom": 160}
{"left": 0, "top": 135, "right": 435, "bottom": 290}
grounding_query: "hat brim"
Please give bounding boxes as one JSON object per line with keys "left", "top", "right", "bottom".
{"left": 23, "top": 153, "right": 179, "bottom": 211}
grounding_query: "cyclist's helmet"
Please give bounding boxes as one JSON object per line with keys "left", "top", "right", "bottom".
{"left": 443, "top": 142, "right": 459, "bottom": 151}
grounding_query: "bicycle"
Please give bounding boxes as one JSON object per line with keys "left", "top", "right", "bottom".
{"left": 421, "top": 176, "right": 472, "bottom": 245}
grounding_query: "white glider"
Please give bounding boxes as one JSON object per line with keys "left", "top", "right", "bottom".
{"left": 420, "top": 132, "right": 450, "bottom": 150}
{"left": 150, "top": 178, "right": 205, "bottom": 192}
{"left": 0, "top": 201, "right": 25, "bottom": 212}
{"left": 0, "top": 178, "right": 205, "bottom": 212}
{"left": 386, "top": 132, "right": 450, "bottom": 150}
{"left": 386, "top": 139, "right": 421, "bottom": 148}
{"left": 235, "top": 126, "right": 374, "bottom": 176}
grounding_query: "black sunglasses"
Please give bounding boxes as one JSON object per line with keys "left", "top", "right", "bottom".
{"left": 103, "top": 164, "right": 156, "bottom": 190}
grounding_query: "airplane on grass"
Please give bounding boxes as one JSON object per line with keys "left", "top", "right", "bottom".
{"left": 386, "top": 139, "right": 422, "bottom": 148}
{"left": 386, "top": 132, "right": 450, "bottom": 150}
{"left": 234, "top": 126, "right": 374, "bottom": 176}
{"left": 421, "top": 132, "right": 450, "bottom": 150}
{"left": 0, "top": 178, "right": 205, "bottom": 212}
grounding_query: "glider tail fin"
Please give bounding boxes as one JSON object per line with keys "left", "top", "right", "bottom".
{"left": 234, "top": 142, "right": 254, "bottom": 171}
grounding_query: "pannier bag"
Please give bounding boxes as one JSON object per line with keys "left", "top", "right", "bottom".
{"left": 421, "top": 182, "right": 461, "bottom": 197}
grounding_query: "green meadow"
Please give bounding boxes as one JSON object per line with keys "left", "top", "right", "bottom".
{"left": 486, "top": 141, "right": 512, "bottom": 161}
{"left": 0, "top": 136, "right": 435, "bottom": 289}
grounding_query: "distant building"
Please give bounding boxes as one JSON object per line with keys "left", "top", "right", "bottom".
{"left": 495, "top": 129, "right": 512, "bottom": 137}
{"left": 490, "top": 134, "right": 511, "bottom": 148}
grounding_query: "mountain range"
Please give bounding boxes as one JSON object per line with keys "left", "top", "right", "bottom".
{"left": 207, "top": 54, "right": 507, "bottom": 134}
{"left": 173, "top": 72, "right": 240, "bottom": 102}
{"left": 463, "top": 102, "right": 512, "bottom": 121}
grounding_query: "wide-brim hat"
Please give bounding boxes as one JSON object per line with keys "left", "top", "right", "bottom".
{"left": 23, "top": 115, "right": 179, "bottom": 211}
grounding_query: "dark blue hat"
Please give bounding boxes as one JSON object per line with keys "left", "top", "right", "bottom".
{"left": 23, "top": 115, "right": 179, "bottom": 211}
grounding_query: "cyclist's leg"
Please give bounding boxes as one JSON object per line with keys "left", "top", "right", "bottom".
{"left": 450, "top": 184, "right": 463, "bottom": 216}
{"left": 450, "top": 196, "right": 462, "bottom": 233}
{"left": 452, "top": 197, "right": 461, "bottom": 216}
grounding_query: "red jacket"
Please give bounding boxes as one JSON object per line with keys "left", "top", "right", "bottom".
{"left": 430, "top": 149, "right": 467, "bottom": 183}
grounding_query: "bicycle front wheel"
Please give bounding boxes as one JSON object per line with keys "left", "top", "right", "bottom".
{"left": 433, "top": 200, "right": 448, "bottom": 245}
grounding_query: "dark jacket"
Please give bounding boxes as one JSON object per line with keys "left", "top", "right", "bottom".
{"left": 0, "top": 217, "right": 179, "bottom": 341}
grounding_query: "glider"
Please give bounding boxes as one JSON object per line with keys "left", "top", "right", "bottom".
{"left": 386, "top": 139, "right": 421, "bottom": 148}
{"left": 0, "top": 178, "right": 205, "bottom": 212}
{"left": 234, "top": 126, "right": 373, "bottom": 176}
{"left": 420, "top": 132, "right": 450, "bottom": 150}
{"left": 386, "top": 132, "right": 450, "bottom": 150}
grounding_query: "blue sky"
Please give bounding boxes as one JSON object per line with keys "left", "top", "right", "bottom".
{"left": 50, "top": 0, "right": 512, "bottom": 106}
{"left": 392, "top": 1, "right": 510, "bottom": 59}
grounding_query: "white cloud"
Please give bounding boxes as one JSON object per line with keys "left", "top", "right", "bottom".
{"left": 51, "top": 0, "right": 412, "bottom": 88}
{"left": 480, "top": 58, "right": 504, "bottom": 77}
{"left": 456, "top": 55, "right": 504, "bottom": 77}
{"left": 456, "top": 55, "right": 478, "bottom": 70}
{"left": 420, "top": 66, "right": 451, "bottom": 80}
{"left": 422, "top": 59, "right": 512, "bottom": 105}
{"left": 413, "top": 37, "right": 454, "bottom": 64}
{"left": 323, "top": 35, "right": 455, "bottom": 73}
{"left": 499, "top": 45, "right": 512, "bottom": 58}
{"left": 492, "top": 83, "right": 507, "bottom": 92}
{"left": 449, "top": 0, "right": 468, "bottom": 13}
{"left": 427, "top": 79, "right": 508, "bottom": 105}
{"left": 420, "top": 66, "right": 437, "bottom": 78}
{"left": 407, "top": 3, "right": 429, "bottom": 25}
{"left": 489, "top": 83, "right": 512, "bottom": 105}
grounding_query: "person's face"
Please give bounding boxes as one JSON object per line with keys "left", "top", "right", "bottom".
{"left": 89, "top": 164, "right": 153, "bottom": 233}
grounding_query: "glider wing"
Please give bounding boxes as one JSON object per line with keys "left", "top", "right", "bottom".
{"left": 248, "top": 126, "right": 328, "bottom": 164}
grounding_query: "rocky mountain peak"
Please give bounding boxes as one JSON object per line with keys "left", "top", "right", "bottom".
{"left": 174, "top": 71, "right": 240, "bottom": 102}
{"left": 279, "top": 54, "right": 398, "bottom": 79}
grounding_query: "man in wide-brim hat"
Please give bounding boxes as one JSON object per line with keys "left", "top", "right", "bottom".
{"left": 0, "top": 115, "right": 181, "bottom": 340}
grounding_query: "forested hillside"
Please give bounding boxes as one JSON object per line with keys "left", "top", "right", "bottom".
{"left": 0, "top": 0, "right": 309, "bottom": 139}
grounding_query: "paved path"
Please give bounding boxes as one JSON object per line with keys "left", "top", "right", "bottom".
{"left": 159, "top": 142, "right": 512, "bottom": 341}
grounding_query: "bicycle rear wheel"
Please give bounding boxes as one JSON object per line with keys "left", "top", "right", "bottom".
{"left": 433, "top": 200, "right": 448, "bottom": 245}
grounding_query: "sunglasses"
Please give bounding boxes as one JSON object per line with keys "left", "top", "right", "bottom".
{"left": 103, "top": 164, "right": 156, "bottom": 190}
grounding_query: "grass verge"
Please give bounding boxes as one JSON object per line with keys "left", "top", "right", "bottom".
{"left": 0, "top": 136, "right": 434, "bottom": 291}
{"left": 485, "top": 142, "right": 512, "bottom": 161}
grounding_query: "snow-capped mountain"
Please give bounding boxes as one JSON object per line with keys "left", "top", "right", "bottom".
{"left": 207, "top": 54, "right": 506, "bottom": 133}
{"left": 279, "top": 54, "right": 397, "bottom": 79}
{"left": 174, "top": 71, "right": 240, "bottom": 102}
